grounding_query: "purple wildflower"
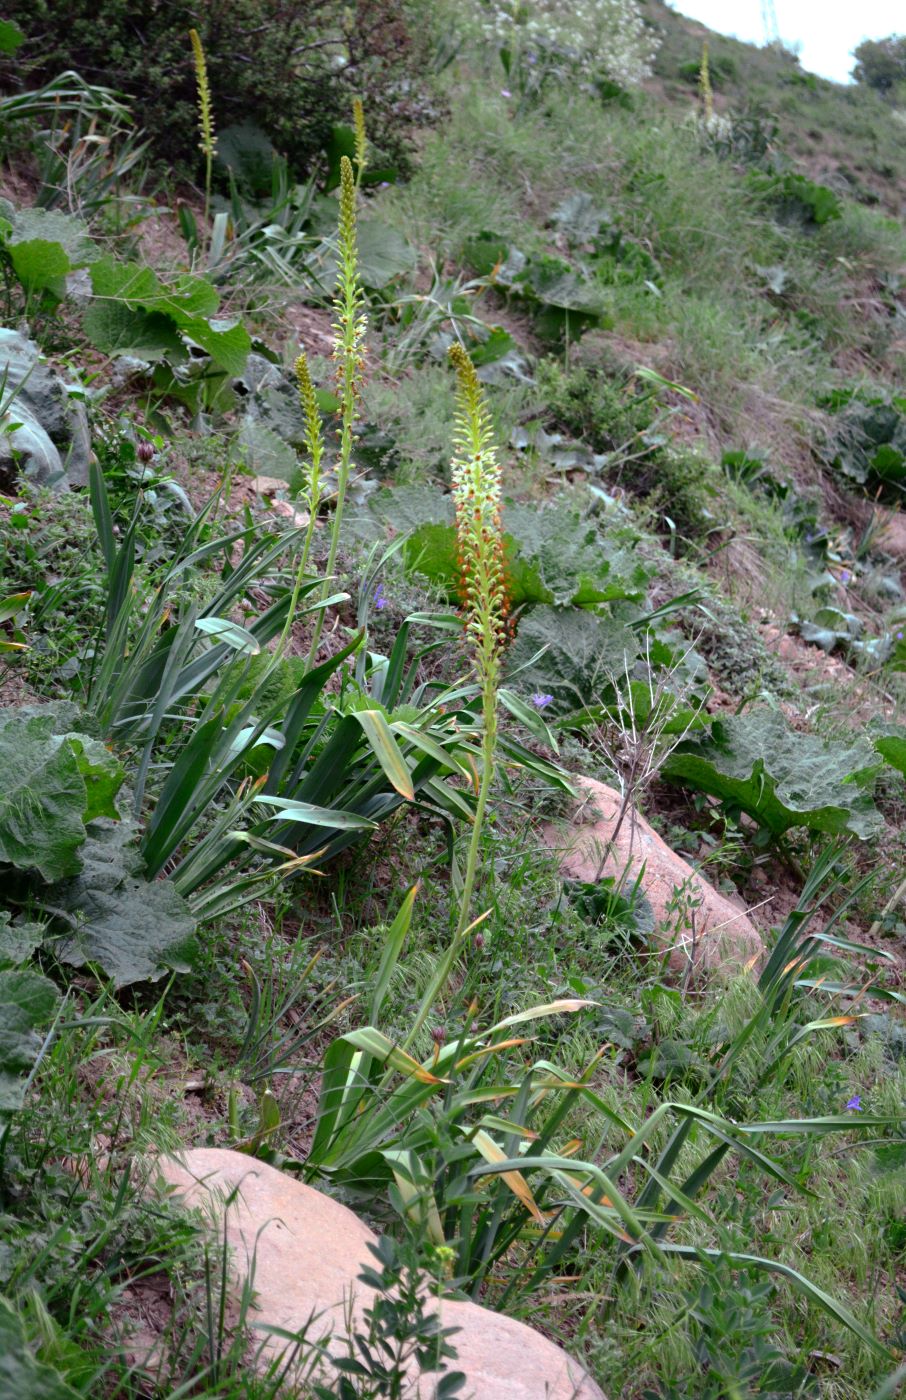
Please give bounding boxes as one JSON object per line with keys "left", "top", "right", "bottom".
{"left": 845, "top": 1095, "right": 862, "bottom": 1112}
{"left": 896, "top": 630, "right": 904, "bottom": 641}
{"left": 373, "top": 582, "right": 388, "bottom": 611}
{"left": 501, "top": 88, "right": 512, "bottom": 98}
{"left": 531, "top": 692, "right": 554, "bottom": 709}
{"left": 840, "top": 569, "right": 851, "bottom": 583}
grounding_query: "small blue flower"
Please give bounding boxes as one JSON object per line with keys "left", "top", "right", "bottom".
{"left": 845, "top": 1095, "right": 862, "bottom": 1112}
{"left": 531, "top": 692, "right": 553, "bottom": 709}
{"left": 373, "top": 582, "right": 388, "bottom": 611}
{"left": 840, "top": 569, "right": 851, "bottom": 583}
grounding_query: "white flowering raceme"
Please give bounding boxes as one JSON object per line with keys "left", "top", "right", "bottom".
{"left": 473, "top": 0, "right": 660, "bottom": 90}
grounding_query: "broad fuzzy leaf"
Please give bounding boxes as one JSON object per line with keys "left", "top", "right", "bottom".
{"left": 505, "top": 605, "right": 639, "bottom": 714}
{"left": 404, "top": 501, "right": 648, "bottom": 613}
{"left": 663, "top": 709, "right": 884, "bottom": 838}
{"left": 0, "top": 967, "right": 60, "bottom": 1112}
{"left": 873, "top": 723, "right": 906, "bottom": 777}
{"left": 48, "top": 825, "right": 197, "bottom": 988}
{"left": 80, "top": 302, "right": 185, "bottom": 360}
{"left": 86, "top": 255, "right": 250, "bottom": 374}
{"left": 59, "top": 734, "right": 124, "bottom": 823}
{"left": 0, "top": 709, "right": 88, "bottom": 881}
{"left": 0, "top": 203, "right": 95, "bottom": 263}
{"left": 9, "top": 238, "right": 70, "bottom": 300}
{"left": 0, "top": 913, "right": 44, "bottom": 970}
{"left": 505, "top": 503, "right": 651, "bottom": 607}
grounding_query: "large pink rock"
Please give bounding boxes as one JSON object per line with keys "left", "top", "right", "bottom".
{"left": 542, "top": 775, "right": 762, "bottom": 974}
{"left": 154, "top": 1148, "right": 605, "bottom": 1400}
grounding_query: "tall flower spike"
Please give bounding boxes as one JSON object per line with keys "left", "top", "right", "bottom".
{"left": 698, "top": 42, "right": 713, "bottom": 124}
{"left": 400, "top": 344, "right": 507, "bottom": 1049}
{"left": 308, "top": 155, "right": 367, "bottom": 667}
{"left": 277, "top": 351, "right": 325, "bottom": 660}
{"left": 295, "top": 350, "right": 324, "bottom": 490}
{"left": 448, "top": 343, "right": 508, "bottom": 707}
{"left": 352, "top": 98, "right": 368, "bottom": 185}
{"left": 189, "top": 28, "right": 216, "bottom": 227}
{"left": 189, "top": 29, "right": 216, "bottom": 160}
{"left": 333, "top": 155, "right": 368, "bottom": 400}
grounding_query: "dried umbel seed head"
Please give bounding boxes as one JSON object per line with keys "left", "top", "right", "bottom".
{"left": 136, "top": 440, "right": 155, "bottom": 464}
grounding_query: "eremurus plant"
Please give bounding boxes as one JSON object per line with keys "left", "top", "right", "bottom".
{"left": 188, "top": 28, "right": 216, "bottom": 232}
{"left": 402, "top": 344, "right": 508, "bottom": 1047}
{"left": 307, "top": 151, "right": 367, "bottom": 668}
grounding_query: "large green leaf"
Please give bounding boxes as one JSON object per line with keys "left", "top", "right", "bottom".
{"left": 308, "top": 218, "right": 415, "bottom": 290}
{"left": 80, "top": 302, "right": 185, "bottom": 360}
{"left": 47, "top": 825, "right": 197, "bottom": 988}
{"left": 355, "top": 219, "right": 417, "bottom": 288}
{"left": 0, "top": 204, "right": 95, "bottom": 264}
{"left": 404, "top": 502, "right": 648, "bottom": 613}
{"left": 0, "top": 1296, "right": 80, "bottom": 1397}
{"left": 873, "top": 723, "right": 906, "bottom": 777}
{"left": 663, "top": 710, "right": 884, "bottom": 838}
{"left": 0, "top": 923, "right": 60, "bottom": 1111}
{"left": 505, "top": 503, "right": 651, "bottom": 607}
{"left": 8, "top": 239, "right": 70, "bottom": 301}
{"left": 505, "top": 606, "right": 639, "bottom": 714}
{"left": 0, "top": 709, "right": 88, "bottom": 881}
{"left": 58, "top": 734, "right": 124, "bottom": 824}
{"left": 86, "top": 255, "right": 250, "bottom": 374}
{"left": 0, "top": 913, "right": 44, "bottom": 970}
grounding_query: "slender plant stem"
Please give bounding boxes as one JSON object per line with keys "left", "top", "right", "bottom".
{"left": 399, "top": 717, "right": 494, "bottom": 1055}
{"left": 307, "top": 154, "right": 365, "bottom": 670}
{"left": 401, "top": 344, "right": 505, "bottom": 1053}
{"left": 307, "top": 384, "right": 352, "bottom": 668}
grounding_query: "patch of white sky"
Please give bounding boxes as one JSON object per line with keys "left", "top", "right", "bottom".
{"left": 666, "top": 0, "right": 903, "bottom": 83}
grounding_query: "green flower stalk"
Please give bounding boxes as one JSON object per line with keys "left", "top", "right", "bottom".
{"left": 276, "top": 351, "right": 325, "bottom": 660}
{"left": 448, "top": 342, "right": 507, "bottom": 931}
{"left": 403, "top": 345, "right": 507, "bottom": 1049}
{"left": 189, "top": 28, "right": 216, "bottom": 229}
{"left": 308, "top": 153, "right": 367, "bottom": 667}
{"left": 352, "top": 96, "right": 368, "bottom": 188}
{"left": 698, "top": 42, "right": 713, "bottom": 124}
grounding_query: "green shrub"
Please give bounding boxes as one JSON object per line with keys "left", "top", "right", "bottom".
{"left": 748, "top": 170, "right": 843, "bottom": 227}
{"left": 1, "top": 0, "right": 418, "bottom": 181}
{"left": 818, "top": 386, "right": 906, "bottom": 499}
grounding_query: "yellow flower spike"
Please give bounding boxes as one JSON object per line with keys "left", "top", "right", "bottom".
{"left": 294, "top": 351, "right": 325, "bottom": 483}
{"left": 448, "top": 343, "right": 508, "bottom": 715}
{"left": 189, "top": 28, "right": 216, "bottom": 226}
{"left": 699, "top": 42, "right": 713, "bottom": 124}
{"left": 352, "top": 97, "right": 368, "bottom": 185}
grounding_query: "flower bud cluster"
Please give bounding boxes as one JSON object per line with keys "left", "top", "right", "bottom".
{"left": 333, "top": 155, "right": 368, "bottom": 406}
{"left": 189, "top": 28, "right": 216, "bottom": 159}
{"left": 448, "top": 344, "right": 508, "bottom": 705}
{"left": 353, "top": 97, "right": 368, "bottom": 182}
{"left": 295, "top": 350, "right": 324, "bottom": 506}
